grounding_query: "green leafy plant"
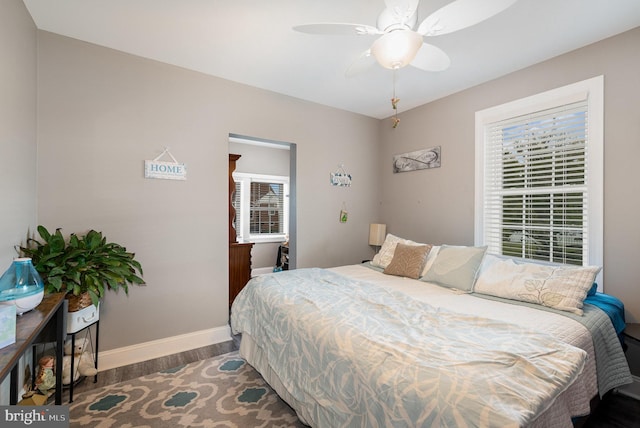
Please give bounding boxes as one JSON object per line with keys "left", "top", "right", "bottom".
{"left": 19, "top": 225, "right": 144, "bottom": 306}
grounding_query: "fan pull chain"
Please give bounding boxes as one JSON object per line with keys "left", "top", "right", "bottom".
{"left": 391, "top": 69, "right": 400, "bottom": 128}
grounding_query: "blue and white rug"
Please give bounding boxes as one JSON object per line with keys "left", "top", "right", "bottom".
{"left": 69, "top": 351, "right": 306, "bottom": 427}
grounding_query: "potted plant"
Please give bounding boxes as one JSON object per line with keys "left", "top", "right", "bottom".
{"left": 19, "top": 225, "right": 144, "bottom": 311}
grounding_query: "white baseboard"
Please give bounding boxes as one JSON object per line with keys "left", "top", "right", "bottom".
{"left": 98, "top": 325, "right": 232, "bottom": 371}
{"left": 617, "top": 375, "right": 640, "bottom": 400}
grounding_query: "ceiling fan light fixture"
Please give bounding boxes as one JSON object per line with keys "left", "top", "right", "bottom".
{"left": 371, "top": 29, "right": 422, "bottom": 70}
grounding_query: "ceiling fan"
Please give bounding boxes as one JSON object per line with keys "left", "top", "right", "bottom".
{"left": 293, "top": 0, "right": 519, "bottom": 76}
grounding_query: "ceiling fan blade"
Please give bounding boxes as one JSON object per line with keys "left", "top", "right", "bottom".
{"left": 417, "top": 0, "right": 518, "bottom": 36}
{"left": 293, "top": 23, "right": 381, "bottom": 36}
{"left": 345, "top": 50, "right": 377, "bottom": 77}
{"left": 383, "top": 0, "right": 420, "bottom": 23}
{"left": 409, "top": 43, "right": 451, "bottom": 71}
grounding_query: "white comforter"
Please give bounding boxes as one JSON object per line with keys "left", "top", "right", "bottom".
{"left": 231, "top": 266, "right": 594, "bottom": 427}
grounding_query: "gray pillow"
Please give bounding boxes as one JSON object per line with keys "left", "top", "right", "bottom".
{"left": 420, "top": 245, "right": 487, "bottom": 292}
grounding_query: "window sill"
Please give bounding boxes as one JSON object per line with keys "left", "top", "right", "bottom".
{"left": 239, "top": 236, "right": 287, "bottom": 244}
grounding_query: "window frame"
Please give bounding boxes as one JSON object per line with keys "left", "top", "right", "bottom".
{"left": 233, "top": 172, "right": 289, "bottom": 244}
{"left": 474, "top": 76, "right": 604, "bottom": 287}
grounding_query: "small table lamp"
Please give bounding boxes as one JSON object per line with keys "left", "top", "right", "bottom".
{"left": 369, "top": 224, "right": 387, "bottom": 254}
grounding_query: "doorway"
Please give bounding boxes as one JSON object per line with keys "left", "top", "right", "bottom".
{"left": 228, "top": 134, "right": 297, "bottom": 271}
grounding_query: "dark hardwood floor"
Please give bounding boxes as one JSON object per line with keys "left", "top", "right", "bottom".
{"left": 70, "top": 339, "right": 640, "bottom": 427}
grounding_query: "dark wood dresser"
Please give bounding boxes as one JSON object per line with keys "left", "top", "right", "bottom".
{"left": 229, "top": 242, "right": 253, "bottom": 307}
{"left": 229, "top": 154, "right": 254, "bottom": 307}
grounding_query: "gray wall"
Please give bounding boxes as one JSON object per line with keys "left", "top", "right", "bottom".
{"left": 0, "top": 1, "right": 37, "bottom": 267}
{"left": 381, "top": 27, "right": 640, "bottom": 322}
{"left": 36, "top": 31, "right": 381, "bottom": 351}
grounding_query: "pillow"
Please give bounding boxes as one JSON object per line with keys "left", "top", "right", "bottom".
{"left": 478, "top": 253, "right": 503, "bottom": 274}
{"left": 371, "top": 234, "right": 421, "bottom": 269}
{"left": 474, "top": 258, "right": 601, "bottom": 315}
{"left": 420, "top": 245, "right": 440, "bottom": 277}
{"left": 419, "top": 245, "right": 487, "bottom": 292}
{"left": 383, "top": 243, "right": 432, "bottom": 279}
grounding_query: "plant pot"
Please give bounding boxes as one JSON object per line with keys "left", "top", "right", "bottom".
{"left": 66, "top": 292, "right": 93, "bottom": 312}
{"left": 67, "top": 301, "right": 99, "bottom": 334}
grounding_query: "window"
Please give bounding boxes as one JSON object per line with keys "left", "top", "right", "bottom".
{"left": 475, "top": 76, "right": 603, "bottom": 283}
{"left": 232, "top": 172, "right": 289, "bottom": 243}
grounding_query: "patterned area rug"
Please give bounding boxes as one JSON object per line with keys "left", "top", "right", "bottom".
{"left": 69, "top": 351, "right": 306, "bottom": 427}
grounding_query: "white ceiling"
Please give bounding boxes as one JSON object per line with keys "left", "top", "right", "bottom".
{"left": 23, "top": 0, "right": 640, "bottom": 119}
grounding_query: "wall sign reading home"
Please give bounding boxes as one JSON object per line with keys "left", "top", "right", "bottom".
{"left": 393, "top": 146, "right": 441, "bottom": 173}
{"left": 144, "top": 148, "right": 187, "bottom": 180}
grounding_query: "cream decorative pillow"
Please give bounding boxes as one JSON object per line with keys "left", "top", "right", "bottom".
{"left": 384, "top": 243, "right": 432, "bottom": 279}
{"left": 420, "top": 245, "right": 487, "bottom": 292}
{"left": 371, "top": 234, "right": 421, "bottom": 269}
{"left": 474, "top": 258, "right": 601, "bottom": 315}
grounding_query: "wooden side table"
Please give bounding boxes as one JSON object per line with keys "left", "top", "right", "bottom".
{"left": 0, "top": 293, "right": 66, "bottom": 404}
{"left": 624, "top": 323, "right": 640, "bottom": 373}
{"left": 619, "top": 323, "right": 640, "bottom": 400}
{"left": 624, "top": 323, "right": 640, "bottom": 342}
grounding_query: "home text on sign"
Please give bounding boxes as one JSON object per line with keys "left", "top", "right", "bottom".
{"left": 144, "top": 160, "right": 187, "bottom": 180}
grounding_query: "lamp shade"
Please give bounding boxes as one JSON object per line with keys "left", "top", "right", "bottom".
{"left": 371, "top": 29, "right": 423, "bottom": 70}
{"left": 369, "top": 224, "right": 387, "bottom": 246}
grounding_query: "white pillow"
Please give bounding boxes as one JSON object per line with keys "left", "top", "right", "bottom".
{"left": 371, "top": 234, "right": 421, "bottom": 269}
{"left": 474, "top": 258, "right": 600, "bottom": 315}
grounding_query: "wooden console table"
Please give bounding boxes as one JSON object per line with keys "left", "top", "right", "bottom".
{"left": 0, "top": 293, "right": 66, "bottom": 405}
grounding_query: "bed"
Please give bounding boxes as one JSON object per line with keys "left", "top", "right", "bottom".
{"left": 230, "top": 241, "right": 631, "bottom": 427}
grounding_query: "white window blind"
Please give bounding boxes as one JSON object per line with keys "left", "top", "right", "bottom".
{"left": 233, "top": 181, "right": 242, "bottom": 234}
{"left": 483, "top": 100, "right": 588, "bottom": 265}
{"left": 249, "top": 181, "right": 284, "bottom": 234}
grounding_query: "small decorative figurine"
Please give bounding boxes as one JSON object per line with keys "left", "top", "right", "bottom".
{"left": 35, "top": 355, "right": 56, "bottom": 395}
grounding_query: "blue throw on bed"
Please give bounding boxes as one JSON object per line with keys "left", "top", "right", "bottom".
{"left": 585, "top": 291, "right": 626, "bottom": 339}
